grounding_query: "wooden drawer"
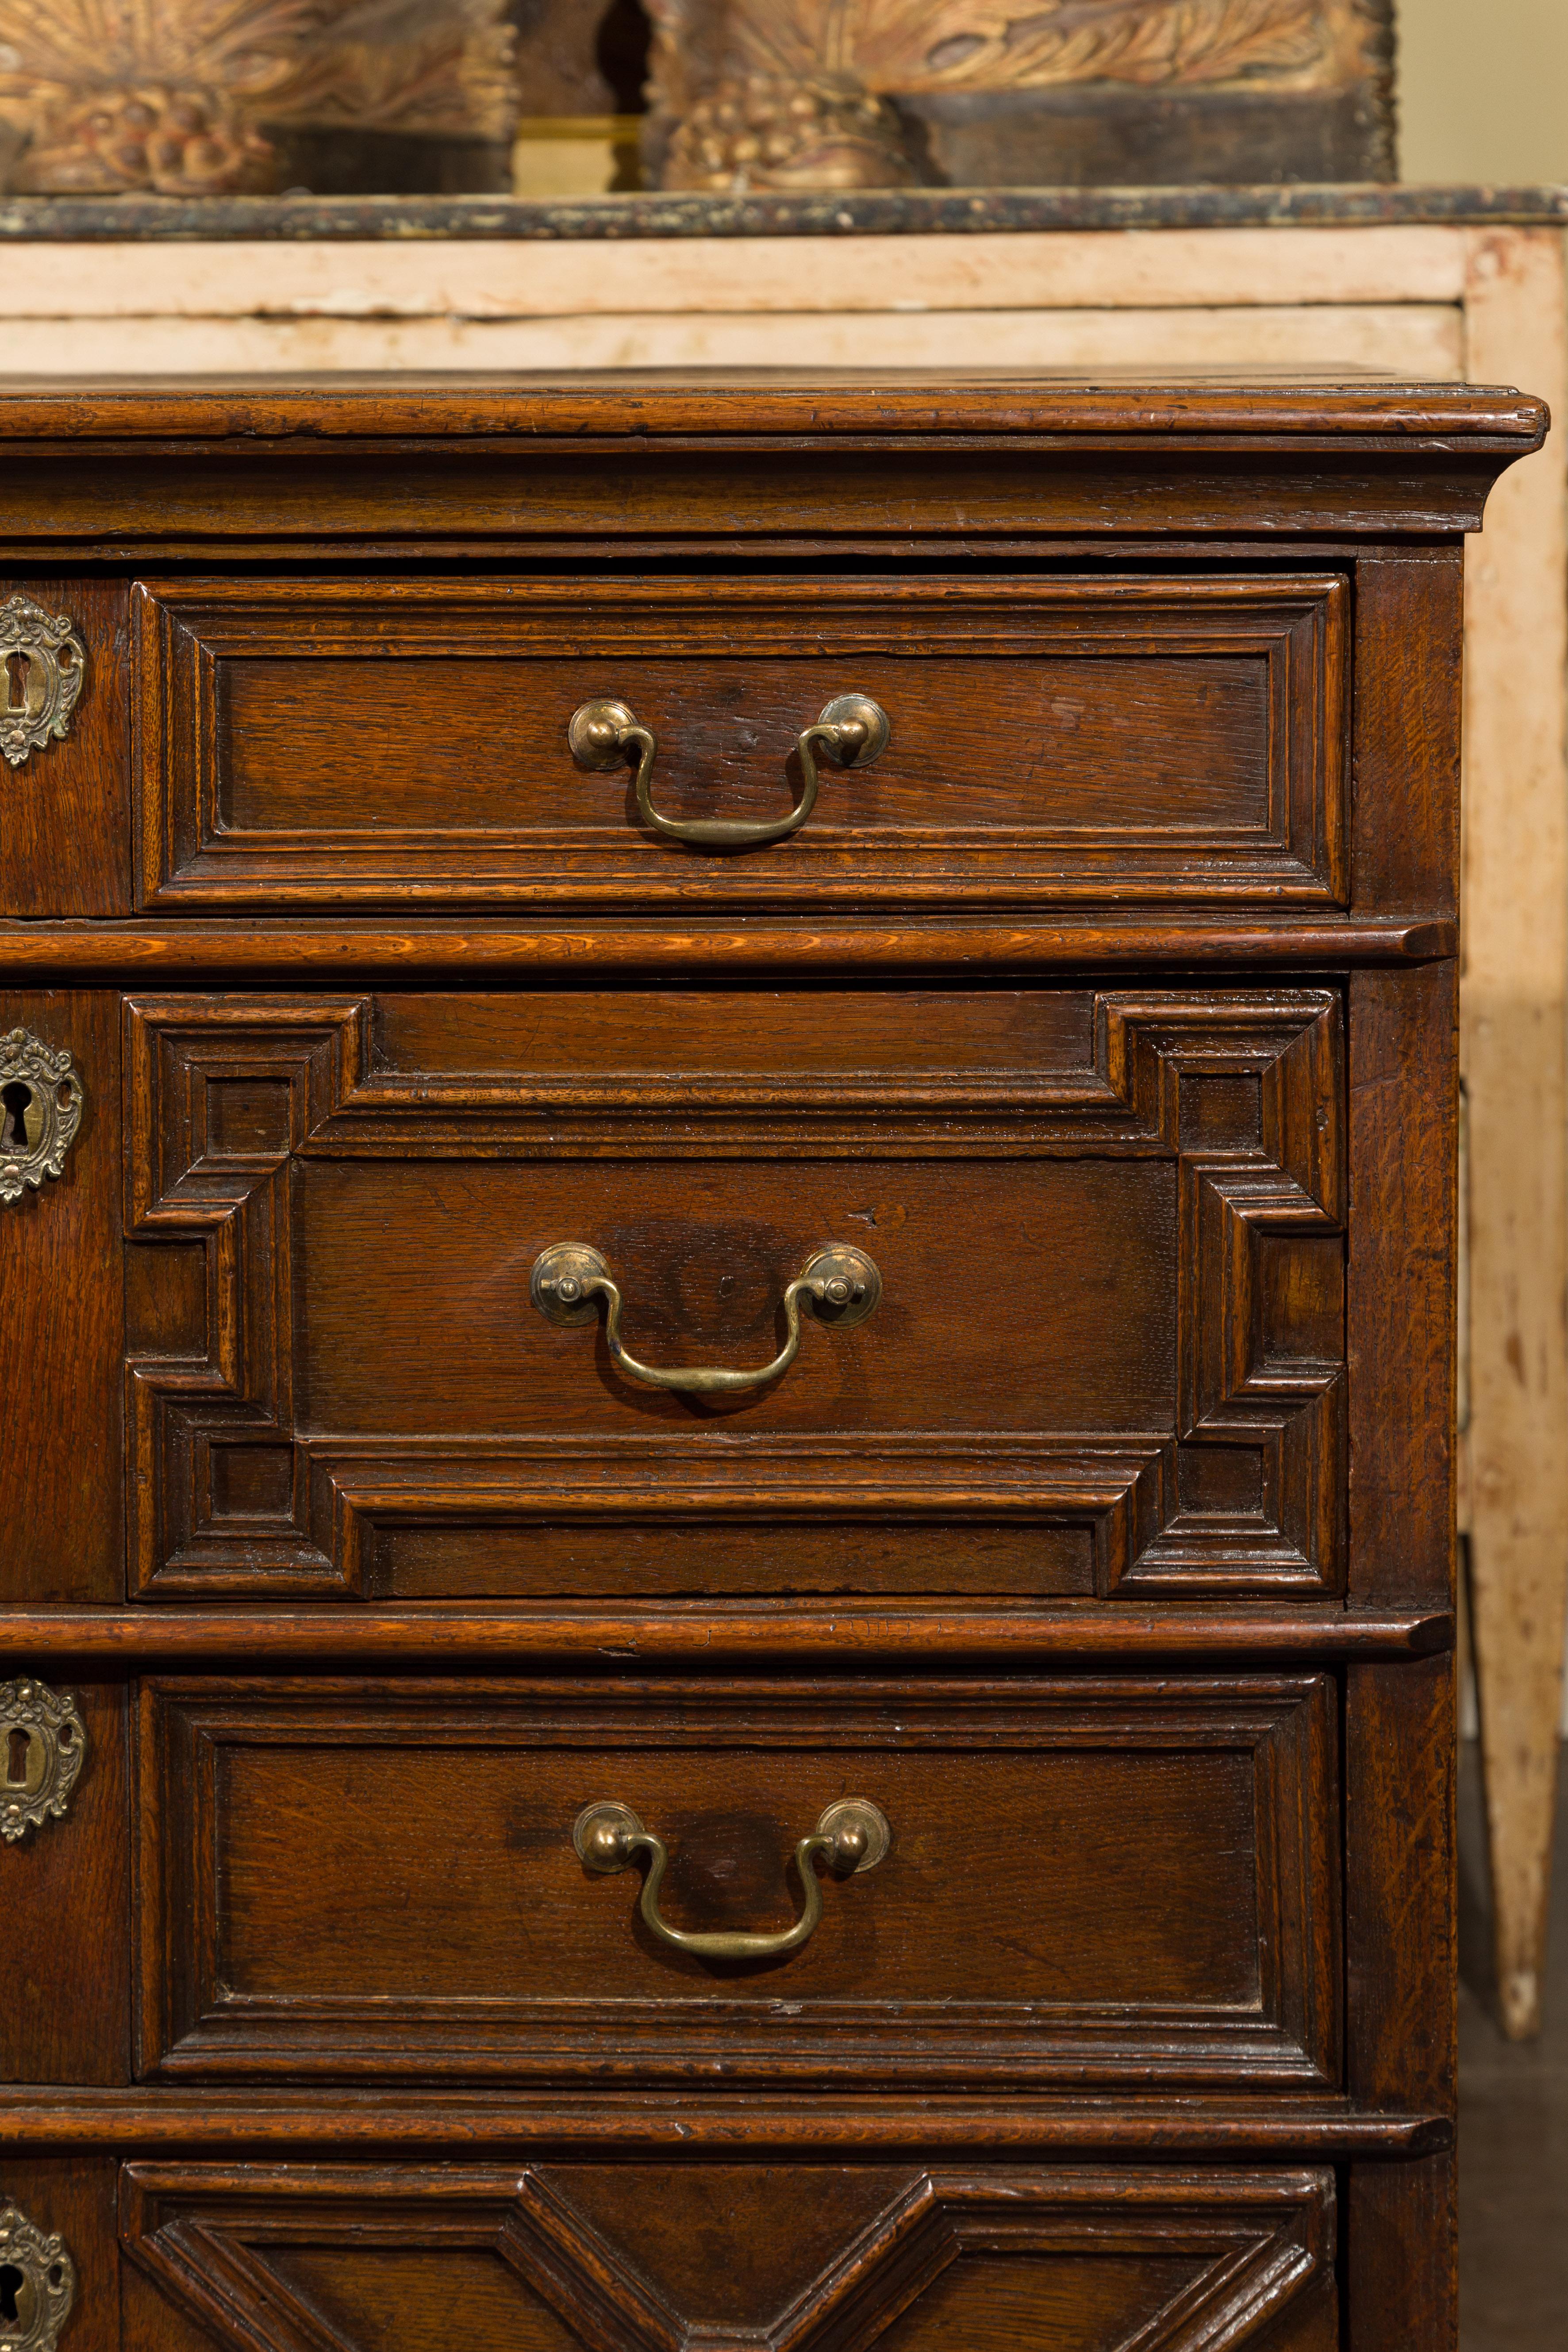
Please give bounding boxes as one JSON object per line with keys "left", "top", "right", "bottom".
{"left": 121, "top": 983, "right": 1346, "bottom": 1607}
{"left": 0, "top": 360, "right": 1523, "bottom": 2352}
{"left": 114, "top": 2162, "right": 1338, "bottom": 2352}
{"left": 131, "top": 576, "right": 1348, "bottom": 915}
{"left": 135, "top": 1675, "right": 1339, "bottom": 2092}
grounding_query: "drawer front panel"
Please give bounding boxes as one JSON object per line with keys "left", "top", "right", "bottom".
{"left": 123, "top": 985, "right": 1346, "bottom": 1606}
{"left": 120, "top": 2163, "right": 1338, "bottom": 2352}
{"left": 135, "top": 1676, "right": 1340, "bottom": 2090}
{"left": 132, "top": 576, "right": 1347, "bottom": 913}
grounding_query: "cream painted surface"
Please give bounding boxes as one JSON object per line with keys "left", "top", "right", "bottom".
{"left": 1460, "top": 225, "right": 1568, "bottom": 2033}
{"left": 0, "top": 300, "right": 1465, "bottom": 376}
{"left": 0, "top": 227, "right": 1468, "bottom": 321}
{"left": 1399, "top": 0, "right": 1568, "bottom": 185}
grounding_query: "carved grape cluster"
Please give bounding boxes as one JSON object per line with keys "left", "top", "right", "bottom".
{"left": 36, "top": 83, "right": 276, "bottom": 195}
{"left": 665, "top": 74, "right": 915, "bottom": 191}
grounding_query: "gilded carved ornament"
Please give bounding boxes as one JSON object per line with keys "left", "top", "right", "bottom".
{"left": 0, "top": 0, "right": 517, "bottom": 194}
{"left": 646, "top": 0, "right": 1389, "bottom": 188}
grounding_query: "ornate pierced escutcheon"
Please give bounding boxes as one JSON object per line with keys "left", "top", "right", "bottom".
{"left": 0, "top": 1033, "right": 84, "bottom": 1207}
{"left": 0, "top": 1680, "right": 86, "bottom": 1845}
{"left": 0, "top": 598, "right": 86, "bottom": 769}
{"left": 0, "top": 2206, "right": 76, "bottom": 2351}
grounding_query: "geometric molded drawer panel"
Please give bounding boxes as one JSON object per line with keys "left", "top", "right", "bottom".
{"left": 131, "top": 574, "right": 1348, "bottom": 916}
{"left": 134, "top": 1675, "right": 1340, "bottom": 2092}
{"left": 123, "top": 985, "right": 1346, "bottom": 1606}
{"left": 121, "top": 2162, "right": 1337, "bottom": 2352}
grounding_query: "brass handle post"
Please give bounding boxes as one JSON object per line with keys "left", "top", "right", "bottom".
{"left": 530, "top": 1241, "right": 880, "bottom": 1396}
{"left": 569, "top": 692, "right": 889, "bottom": 850}
{"left": 574, "top": 1797, "right": 891, "bottom": 1962}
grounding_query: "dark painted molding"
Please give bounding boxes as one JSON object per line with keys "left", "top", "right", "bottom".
{"left": 0, "top": 183, "right": 1564, "bottom": 242}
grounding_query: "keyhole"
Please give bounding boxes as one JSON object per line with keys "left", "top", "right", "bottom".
{"left": 0, "top": 2265, "right": 24, "bottom": 2325}
{"left": 1, "top": 652, "right": 25, "bottom": 713}
{"left": 1, "top": 1082, "right": 33, "bottom": 1149}
{"left": 6, "top": 1728, "right": 31, "bottom": 1785}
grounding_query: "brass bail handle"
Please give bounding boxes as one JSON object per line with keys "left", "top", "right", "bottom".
{"left": 568, "top": 692, "right": 890, "bottom": 850}
{"left": 574, "top": 1798, "right": 892, "bottom": 1962}
{"left": 530, "top": 1241, "right": 881, "bottom": 1396}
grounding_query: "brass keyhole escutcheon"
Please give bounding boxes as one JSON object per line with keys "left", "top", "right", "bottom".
{"left": 0, "top": 597, "right": 86, "bottom": 769}
{"left": 0, "top": 1034, "right": 83, "bottom": 1208}
{"left": 0, "top": 1683, "right": 85, "bottom": 1845}
{"left": 0, "top": 2210, "right": 74, "bottom": 2352}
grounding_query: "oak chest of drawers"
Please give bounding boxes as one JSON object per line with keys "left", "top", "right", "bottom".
{"left": 0, "top": 373, "right": 1546, "bottom": 2352}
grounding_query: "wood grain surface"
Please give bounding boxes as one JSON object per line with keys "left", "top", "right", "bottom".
{"left": 0, "top": 580, "right": 130, "bottom": 919}
{"left": 0, "top": 377, "right": 1542, "bottom": 564}
{"left": 134, "top": 1675, "right": 1337, "bottom": 2095}
{"left": 0, "top": 914, "right": 1457, "bottom": 975}
{"left": 118, "top": 2163, "right": 1337, "bottom": 2352}
{"left": 0, "top": 1682, "right": 127, "bottom": 2086}
{"left": 118, "top": 985, "right": 1346, "bottom": 1605}
{"left": 0, "top": 375, "right": 1525, "bottom": 2344}
{"left": 0, "top": 1603, "right": 1453, "bottom": 1666}
{"left": 133, "top": 576, "right": 1346, "bottom": 915}
{"left": 0, "top": 376, "right": 1542, "bottom": 441}
{"left": 0, "top": 2157, "right": 118, "bottom": 2352}
{"left": 0, "top": 2089, "right": 1452, "bottom": 2155}
{"left": 1347, "top": 964, "right": 1457, "bottom": 1611}
{"left": 0, "top": 990, "right": 122, "bottom": 1602}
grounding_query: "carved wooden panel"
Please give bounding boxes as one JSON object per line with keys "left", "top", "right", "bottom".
{"left": 134, "top": 1672, "right": 1339, "bottom": 2089}
{"left": 644, "top": 0, "right": 1395, "bottom": 190}
{"left": 121, "top": 2161, "right": 1337, "bottom": 2352}
{"left": 0, "top": 1, "right": 517, "bottom": 197}
{"left": 131, "top": 576, "right": 1348, "bottom": 915}
{"left": 122, "top": 984, "right": 1345, "bottom": 1605}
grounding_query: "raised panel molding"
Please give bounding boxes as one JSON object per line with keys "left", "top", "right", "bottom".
{"left": 131, "top": 576, "right": 1348, "bottom": 915}
{"left": 134, "top": 1676, "right": 1340, "bottom": 2090}
{"left": 123, "top": 989, "right": 1345, "bottom": 1602}
{"left": 120, "top": 2164, "right": 1335, "bottom": 2352}
{"left": 1100, "top": 993, "right": 1346, "bottom": 1590}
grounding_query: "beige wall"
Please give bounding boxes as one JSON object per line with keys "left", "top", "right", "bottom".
{"left": 1398, "top": 0, "right": 1568, "bottom": 184}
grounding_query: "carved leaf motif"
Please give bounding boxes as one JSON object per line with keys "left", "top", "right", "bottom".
{"left": 260, "top": 0, "right": 518, "bottom": 138}
{"left": 0, "top": 0, "right": 319, "bottom": 100}
{"left": 0, "top": 0, "right": 517, "bottom": 154}
{"left": 653, "top": 0, "right": 1384, "bottom": 98}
